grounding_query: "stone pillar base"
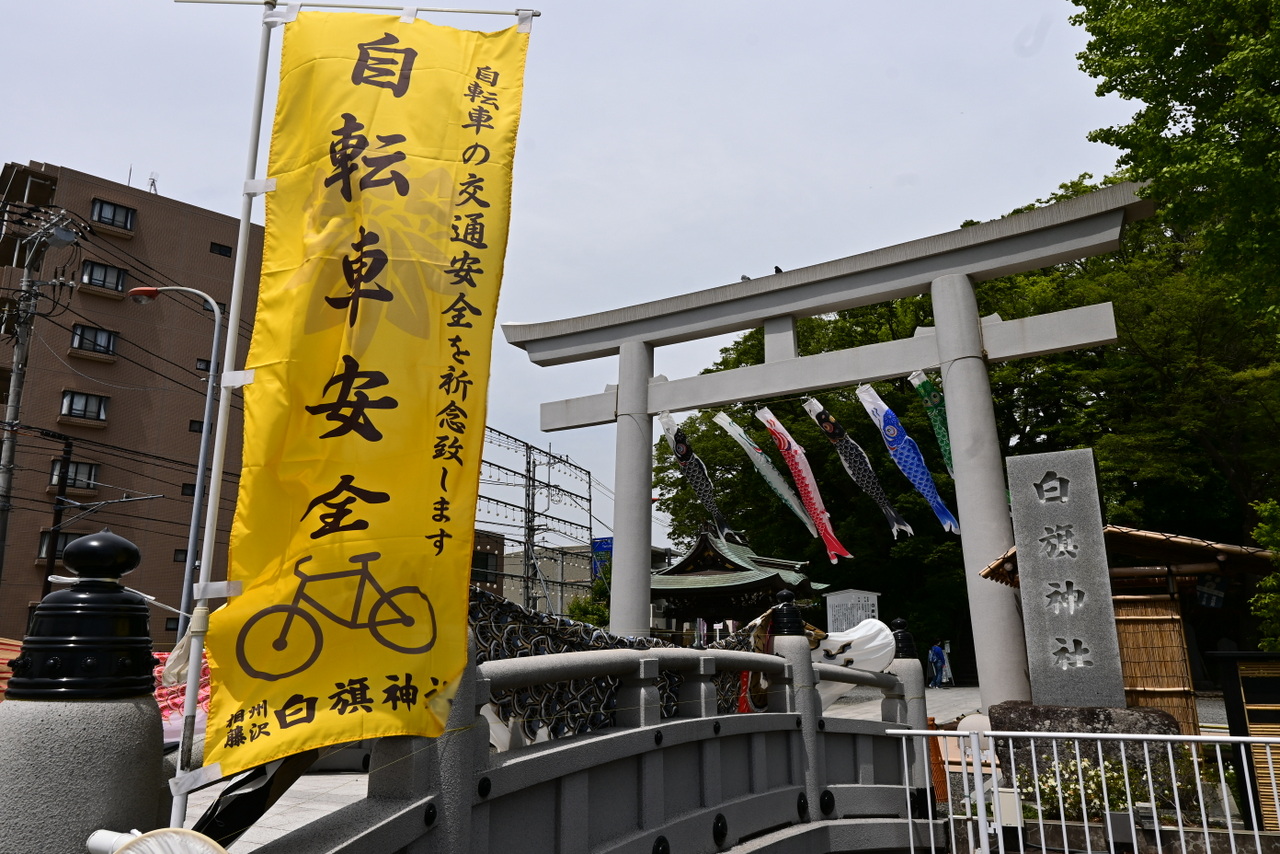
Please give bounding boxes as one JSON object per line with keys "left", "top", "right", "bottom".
{"left": 0, "top": 696, "right": 164, "bottom": 853}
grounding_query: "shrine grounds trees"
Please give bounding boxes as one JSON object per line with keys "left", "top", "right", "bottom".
{"left": 1069, "top": 1, "right": 1280, "bottom": 646}
{"left": 654, "top": 176, "right": 1280, "bottom": 661}
{"left": 1249, "top": 501, "right": 1280, "bottom": 649}
{"left": 1070, "top": 0, "right": 1280, "bottom": 304}
{"left": 566, "top": 574, "right": 611, "bottom": 627}
{"left": 985, "top": 178, "right": 1279, "bottom": 541}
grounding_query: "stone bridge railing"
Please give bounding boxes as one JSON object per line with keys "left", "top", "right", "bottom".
{"left": 246, "top": 625, "right": 938, "bottom": 854}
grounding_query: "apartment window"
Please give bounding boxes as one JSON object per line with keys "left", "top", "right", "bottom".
{"left": 165, "top": 617, "right": 179, "bottom": 632}
{"left": 91, "top": 199, "right": 136, "bottom": 230}
{"left": 471, "top": 551, "right": 500, "bottom": 585}
{"left": 210, "top": 242, "right": 233, "bottom": 257}
{"left": 71, "top": 324, "right": 117, "bottom": 355}
{"left": 189, "top": 420, "right": 204, "bottom": 433}
{"left": 195, "top": 358, "right": 211, "bottom": 372}
{"left": 174, "top": 549, "right": 188, "bottom": 563}
{"left": 49, "top": 460, "right": 99, "bottom": 490}
{"left": 202, "top": 301, "right": 228, "bottom": 314}
{"left": 61, "top": 391, "right": 108, "bottom": 421}
{"left": 81, "top": 260, "right": 128, "bottom": 291}
{"left": 181, "top": 483, "right": 197, "bottom": 496}
{"left": 37, "top": 531, "right": 78, "bottom": 561}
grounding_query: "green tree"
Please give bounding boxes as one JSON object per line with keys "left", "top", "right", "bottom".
{"left": 1248, "top": 501, "right": 1280, "bottom": 649}
{"left": 566, "top": 573, "right": 610, "bottom": 627}
{"left": 982, "top": 186, "right": 1280, "bottom": 540}
{"left": 1071, "top": 1, "right": 1280, "bottom": 290}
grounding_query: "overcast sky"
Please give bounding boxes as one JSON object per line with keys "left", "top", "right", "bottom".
{"left": 1, "top": 0, "right": 1135, "bottom": 547}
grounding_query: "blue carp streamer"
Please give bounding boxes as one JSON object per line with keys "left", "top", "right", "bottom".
{"left": 855, "top": 385, "right": 960, "bottom": 535}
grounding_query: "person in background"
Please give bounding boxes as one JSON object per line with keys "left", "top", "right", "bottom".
{"left": 928, "top": 639, "right": 946, "bottom": 689}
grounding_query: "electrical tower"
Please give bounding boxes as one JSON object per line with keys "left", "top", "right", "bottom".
{"left": 478, "top": 427, "right": 594, "bottom": 613}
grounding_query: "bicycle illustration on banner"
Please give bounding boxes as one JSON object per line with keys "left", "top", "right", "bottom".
{"left": 236, "top": 551, "right": 437, "bottom": 681}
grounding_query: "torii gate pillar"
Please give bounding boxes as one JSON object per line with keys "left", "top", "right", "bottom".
{"left": 933, "top": 273, "right": 1027, "bottom": 706}
{"left": 612, "top": 341, "right": 655, "bottom": 637}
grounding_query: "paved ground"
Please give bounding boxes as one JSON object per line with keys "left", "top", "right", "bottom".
{"left": 826, "top": 684, "right": 985, "bottom": 726}
{"left": 181, "top": 686, "right": 1230, "bottom": 851}
{"left": 184, "top": 772, "right": 369, "bottom": 852}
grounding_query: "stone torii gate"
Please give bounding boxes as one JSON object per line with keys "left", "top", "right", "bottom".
{"left": 502, "top": 183, "right": 1153, "bottom": 710}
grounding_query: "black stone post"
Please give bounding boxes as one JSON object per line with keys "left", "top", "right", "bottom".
{"left": 8, "top": 530, "right": 155, "bottom": 697}
{"left": 890, "top": 617, "right": 917, "bottom": 659}
{"left": 771, "top": 589, "right": 805, "bottom": 637}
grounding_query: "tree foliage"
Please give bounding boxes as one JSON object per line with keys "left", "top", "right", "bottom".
{"left": 1071, "top": 1, "right": 1280, "bottom": 291}
{"left": 1248, "top": 500, "right": 1280, "bottom": 650}
{"left": 984, "top": 180, "right": 1280, "bottom": 540}
{"left": 566, "top": 574, "right": 611, "bottom": 627}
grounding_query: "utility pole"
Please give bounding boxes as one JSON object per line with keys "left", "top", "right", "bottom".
{"left": 0, "top": 209, "right": 80, "bottom": 588}
{"left": 523, "top": 442, "right": 537, "bottom": 610}
{"left": 42, "top": 436, "right": 74, "bottom": 598}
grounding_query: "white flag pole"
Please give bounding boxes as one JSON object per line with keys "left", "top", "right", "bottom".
{"left": 169, "top": 0, "right": 281, "bottom": 829}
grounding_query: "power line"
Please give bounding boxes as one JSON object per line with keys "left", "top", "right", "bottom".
{"left": 8, "top": 424, "right": 240, "bottom": 489}
{"left": 0, "top": 208, "right": 87, "bottom": 587}
{"left": 34, "top": 328, "right": 201, "bottom": 396}
{"left": 74, "top": 230, "right": 256, "bottom": 338}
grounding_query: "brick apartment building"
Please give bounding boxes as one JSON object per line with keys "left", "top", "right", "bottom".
{"left": 0, "top": 160, "right": 261, "bottom": 649}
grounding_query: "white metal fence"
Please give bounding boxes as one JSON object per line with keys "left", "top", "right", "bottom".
{"left": 889, "top": 729, "right": 1280, "bottom": 854}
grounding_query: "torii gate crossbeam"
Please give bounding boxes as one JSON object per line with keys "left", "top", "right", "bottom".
{"left": 502, "top": 183, "right": 1154, "bottom": 710}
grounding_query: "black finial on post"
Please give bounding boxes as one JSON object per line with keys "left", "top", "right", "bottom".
{"left": 771, "top": 589, "right": 805, "bottom": 636}
{"left": 6, "top": 530, "right": 156, "bottom": 699}
{"left": 890, "top": 617, "right": 916, "bottom": 659}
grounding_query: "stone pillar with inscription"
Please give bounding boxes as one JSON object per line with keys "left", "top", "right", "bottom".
{"left": 1008, "top": 448, "right": 1126, "bottom": 709}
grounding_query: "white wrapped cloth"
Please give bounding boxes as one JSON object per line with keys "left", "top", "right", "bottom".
{"left": 811, "top": 618, "right": 897, "bottom": 708}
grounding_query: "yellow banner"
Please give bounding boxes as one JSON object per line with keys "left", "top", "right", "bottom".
{"left": 204, "top": 12, "right": 527, "bottom": 776}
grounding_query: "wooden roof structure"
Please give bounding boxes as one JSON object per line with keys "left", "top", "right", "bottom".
{"left": 980, "top": 525, "right": 1274, "bottom": 589}
{"left": 650, "top": 533, "right": 825, "bottom": 623}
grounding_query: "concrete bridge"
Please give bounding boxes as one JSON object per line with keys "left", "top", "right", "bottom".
{"left": 231, "top": 621, "right": 935, "bottom": 854}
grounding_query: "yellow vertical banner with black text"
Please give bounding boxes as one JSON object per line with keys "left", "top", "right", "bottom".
{"left": 204, "top": 13, "right": 527, "bottom": 777}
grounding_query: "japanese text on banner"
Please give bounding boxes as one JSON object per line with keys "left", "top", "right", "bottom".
{"left": 204, "top": 12, "right": 527, "bottom": 777}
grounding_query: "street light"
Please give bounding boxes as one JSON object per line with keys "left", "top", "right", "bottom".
{"left": 127, "top": 286, "right": 222, "bottom": 638}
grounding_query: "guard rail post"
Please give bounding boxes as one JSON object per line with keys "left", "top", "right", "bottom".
{"left": 0, "top": 532, "right": 165, "bottom": 853}
{"left": 884, "top": 618, "right": 929, "bottom": 817}
{"left": 676, "top": 655, "right": 718, "bottom": 718}
{"left": 770, "top": 591, "right": 825, "bottom": 822}
{"left": 368, "top": 634, "right": 482, "bottom": 853}
{"left": 616, "top": 656, "right": 661, "bottom": 728}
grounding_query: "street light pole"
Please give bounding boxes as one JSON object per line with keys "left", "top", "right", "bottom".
{"left": 127, "top": 286, "right": 222, "bottom": 637}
